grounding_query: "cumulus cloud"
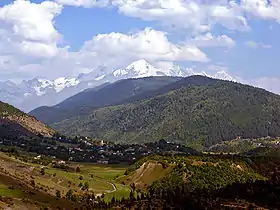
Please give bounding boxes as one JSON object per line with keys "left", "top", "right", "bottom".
{"left": 113, "top": 0, "right": 249, "bottom": 32}
{"left": 56, "top": 0, "right": 249, "bottom": 32}
{"left": 240, "top": 0, "right": 280, "bottom": 22}
{"left": 0, "top": 0, "right": 62, "bottom": 43}
{"left": 189, "top": 33, "right": 236, "bottom": 48}
{"left": 80, "top": 28, "right": 209, "bottom": 67}
{"left": 245, "top": 41, "right": 272, "bottom": 49}
{"left": 56, "top": 0, "right": 280, "bottom": 34}
{"left": 0, "top": 0, "right": 64, "bottom": 59}
{"left": 0, "top": 26, "right": 210, "bottom": 80}
{"left": 0, "top": 1, "right": 214, "bottom": 81}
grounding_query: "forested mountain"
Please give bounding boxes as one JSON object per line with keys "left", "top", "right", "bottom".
{"left": 29, "top": 76, "right": 181, "bottom": 124}
{"left": 53, "top": 78, "right": 280, "bottom": 150}
{"left": 0, "top": 101, "right": 55, "bottom": 138}
{"left": 121, "top": 75, "right": 219, "bottom": 105}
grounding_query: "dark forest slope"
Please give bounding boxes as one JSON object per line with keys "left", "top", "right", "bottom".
{"left": 53, "top": 80, "right": 280, "bottom": 149}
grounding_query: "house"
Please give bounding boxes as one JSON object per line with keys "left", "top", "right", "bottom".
{"left": 34, "top": 155, "right": 41, "bottom": 160}
{"left": 97, "top": 160, "right": 109, "bottom": 164}
{"left": 58, "top": 160, "right": 66, "bottom": 164}
{"left": 99, "top": 140, "right": 105, "bottom": 146}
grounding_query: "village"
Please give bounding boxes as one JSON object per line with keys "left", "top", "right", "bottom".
{"left": 0, "top": 134, "right": 198, "bottom": 164}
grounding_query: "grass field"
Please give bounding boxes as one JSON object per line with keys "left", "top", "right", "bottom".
{"left": 104, "top": 183, "right": 131, "bottom": 201}
{"left": 0, "top": 152, "right": 131, "bottom": 208}
{"left": 0, "top": 180, "right": 23, "bottom": 197}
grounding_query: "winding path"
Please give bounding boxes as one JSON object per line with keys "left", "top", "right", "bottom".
{"left": 95, "top": 181, "right": 117, "bottom": 197}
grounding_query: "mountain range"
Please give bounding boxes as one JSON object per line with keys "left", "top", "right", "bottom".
{"left": 29, "top": 76, "right": 182, "bottom": 124}
{"left": 0, "top": 59, "right": 236, "bottom": 112}
{"left": 49, "top": 75, "right": 280, "bottom": 150}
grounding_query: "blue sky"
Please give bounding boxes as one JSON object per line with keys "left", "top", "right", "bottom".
{"left": 0, "top": 0, "right": 279, "bottom": 93}
{"left": 55, "top": 2, "right": 280, "bottom": 79}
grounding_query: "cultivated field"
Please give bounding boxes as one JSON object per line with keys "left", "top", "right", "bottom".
{"left": 0, "top": 152, "right": 131, "bottom": 209}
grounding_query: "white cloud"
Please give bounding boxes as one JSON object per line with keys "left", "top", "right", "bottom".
{"left": 189, "top": 33, "right": 236, "bottom": 48}
{"left": 0, "top": 0, "right": 62, "bottom": 43}
{"left": 56, "top": 0, "right": 250, "bottom": 32}
{"left": 56, "top": 0, "right": 280, "bottom": 34}
{"left": 113, "top": 0, "right": 249, "bottom": 32}
{"left": 79, "top": 28, "right": 209, "bottom": 69}
{"left": 240, "top": 0, "right": 280, "bottom": 22}
{"left": 0, "top": 25, "right": 210, "bottom": 80}
{"left": 114, "top": 0, "right": 280, "bottom": 30}
{"left": 0, "top": 1, "right": 216, "bottom": 81}
{"left": 0, "top": 0, "right": 63, "bottom": 59}
{"left": 245, "top": 41, "right": 272, "bottom": 49}
{"left": 56, "top": 0, "right": 110, "bottom": 8}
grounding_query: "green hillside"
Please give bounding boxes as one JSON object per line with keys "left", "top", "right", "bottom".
{"left": 0, "top": 101, "right": 25, "bottom": 117}
{"left": 53, "top": 80, "right": 280, "bottom": 149}
{"left": 0, "top": 101, "right": 55, "bottom": 138}
{"left": 114, "top": 154, "right": 280, "bottom": 209}
{"left": 123, "top": 155, "right": 266, "bottom": 192}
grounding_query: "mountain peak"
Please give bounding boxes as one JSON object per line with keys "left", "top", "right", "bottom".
{"left": 113, "top": 59, "right": 161, "bottom": 78}
{"left": 126, "top": 59, "right": 151, "bottom": 69}
{"left": 53, "top": 77, "right": 80, "bottom": 92}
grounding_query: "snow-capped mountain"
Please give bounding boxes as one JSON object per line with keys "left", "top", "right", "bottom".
{"left": 201, "top": 71, "right": 237, "bottom": 82}
{"left": 0, "top": 60, "right": 236, "bottom": 112}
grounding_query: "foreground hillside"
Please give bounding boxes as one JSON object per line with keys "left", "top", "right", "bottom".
{"left": 53, "top": 80, "right": 280, "bottom": 149}
{"left": 29, "top": 77, "right": 181, "bottom": 124}
{"left": 0, "top": 152, "right": 129, "bottom": 209}
{"left": 122, "top": 155, "right": 266, "bottom": 191}
{"left": 0, "top": 101, "right": 55, "bottom": 138}
{"left": 114, "top": 154, "right": 280, "bottom": 209}
{"left": 2, "top": 150, "right": 280, "bottom": 209}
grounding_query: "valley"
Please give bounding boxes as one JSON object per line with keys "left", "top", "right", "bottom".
{"left": 1, "top": 147, "right": 280, "bottom": 209}
{"left": 2, "top": 75, "right": 280, "bottom": 209}
{"left": 2, "top": 0, "right": 280, "bottom": 208}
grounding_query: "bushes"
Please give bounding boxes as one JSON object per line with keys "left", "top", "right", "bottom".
{"left": 130, "top": 155, "right": 266, "bottom": 196}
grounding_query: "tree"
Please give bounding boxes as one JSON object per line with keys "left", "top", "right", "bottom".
{"left": 56, "top": 190, "right": 61, "bottom": 199}
{"left": 111, "top": 196, "right": 116, "bottom": 204}
{"left": 129, "top": 191, "right": 135, "bottom": 202}
{"left": 131, "top": 183, "right": 136, "bottom": 192}
{"left": 40, "top": 168, "right": 45, "bottom": 175}
{"left": 84, "top": 182, "right": 89, "bottom": 191}
{"left": 30, "top": 179, "right": 35, "bottom": 187}
{"left": 66, "top": 189, "right": 73, "bottom": 200}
